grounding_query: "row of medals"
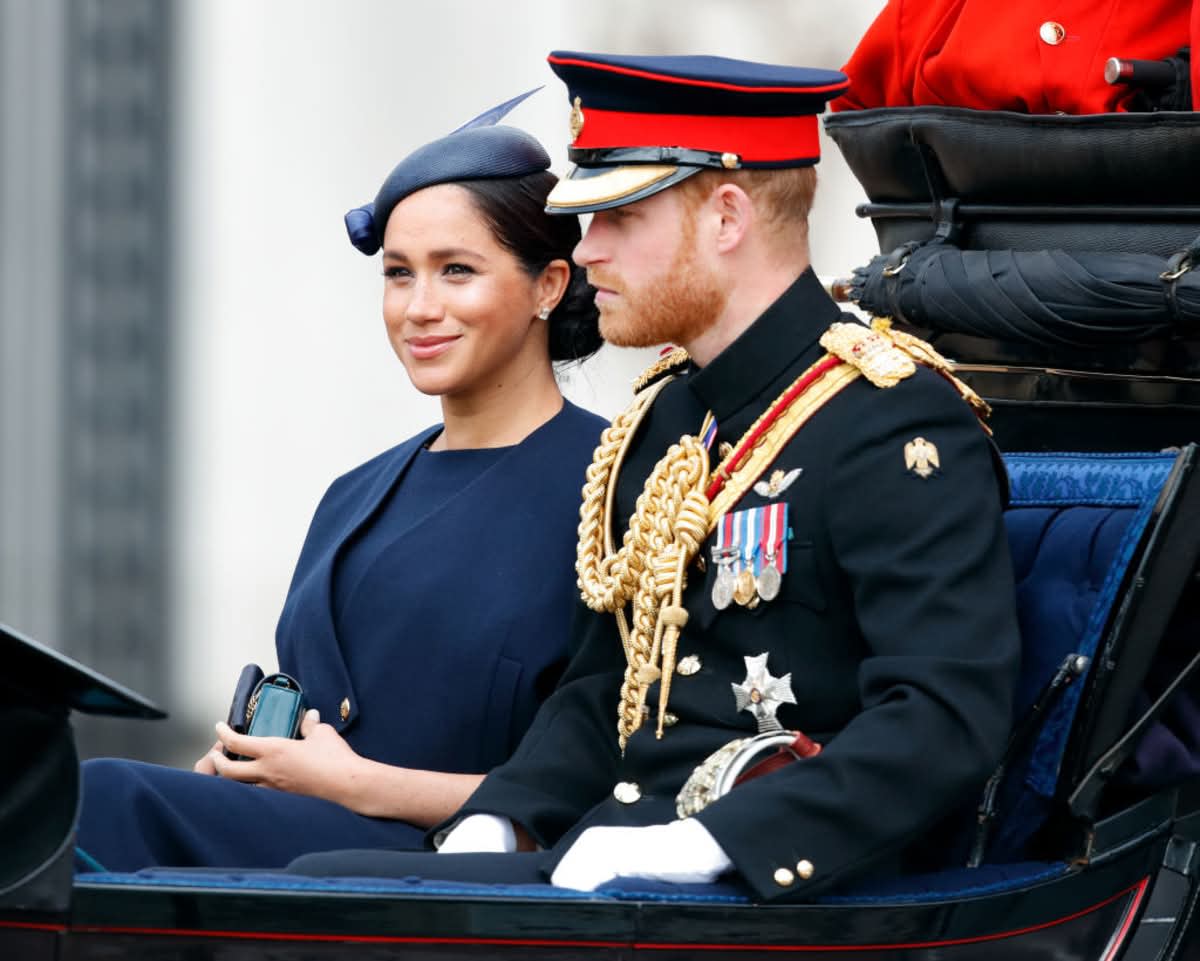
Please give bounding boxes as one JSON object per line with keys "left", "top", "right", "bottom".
{"left": 710, "top": 545, "right": 781, "bottom": 610}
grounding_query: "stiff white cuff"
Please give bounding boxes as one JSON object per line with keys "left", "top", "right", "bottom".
{"left": 436, "top": 813, "right": 516, "bottom": 854}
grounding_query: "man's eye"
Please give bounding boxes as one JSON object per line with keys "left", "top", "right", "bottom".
{"left": 598, "top": 208, "right": 631, "bottom": 227}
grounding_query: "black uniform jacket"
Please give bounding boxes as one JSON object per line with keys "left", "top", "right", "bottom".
{"left": 452, "top": 269, "right": 1021, "bottom": 902}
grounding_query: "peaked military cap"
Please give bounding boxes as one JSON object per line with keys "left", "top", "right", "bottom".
{"left": 544, "top": 51, "right": 849, "bottom": 214}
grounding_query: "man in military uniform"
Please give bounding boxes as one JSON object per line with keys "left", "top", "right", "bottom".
{"left": 291, "top": 51, "right": 1021, "bottom": 902}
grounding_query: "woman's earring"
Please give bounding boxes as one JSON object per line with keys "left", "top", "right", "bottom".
{"left": 537, "top": 306, "right": 551, "bottom": 321}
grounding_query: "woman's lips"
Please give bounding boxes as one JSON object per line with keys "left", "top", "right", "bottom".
{"left": 407, "top": 335, "right": 460, "bottom": 360}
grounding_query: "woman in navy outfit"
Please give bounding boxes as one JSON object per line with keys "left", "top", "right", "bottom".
{"left": 76, "top": 121, "right": 607, "bottom": 871}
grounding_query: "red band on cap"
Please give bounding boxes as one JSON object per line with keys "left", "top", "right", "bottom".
{"left": 573, "top": 108, "right": 820, "bottom": 163}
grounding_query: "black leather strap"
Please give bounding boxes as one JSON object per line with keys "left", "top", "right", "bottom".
{"left": 1162, "top": 232, "right": 1200, "bottom": 335}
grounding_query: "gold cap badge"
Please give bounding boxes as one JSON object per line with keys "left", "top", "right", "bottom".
{"left": 569, "top": 96, "right": 585, "bottom": 141}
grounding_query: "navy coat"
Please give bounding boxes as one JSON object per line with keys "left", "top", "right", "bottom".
{"left": 76, "top": 401, "right": 606, "bottom": 871}
{"left": 453, "top": 271, "right": 1022, "bottom": 902}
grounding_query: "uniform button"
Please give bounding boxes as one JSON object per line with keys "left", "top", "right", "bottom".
{"left": 339, "top": 697, "right": 351, "bottom": 722}
{"left": 613, "top": 781, "right": 642, "bottom": 804}
{"left": 695, "top": 555, "right": 707, "bottom": 573}
{"left": 773, "top": 867, "right": 795, "bottom": 887}
{"left": 1039, "top": 21, "right": 1065, "bottom": 45}
{"left": 796, "top": 860, "right": 814, "bottom": 880}
{"left": 663, "top": 712, "right": 679, "bottom": 727}
{"left": 677, "top": 655, "right": 702, "bottom": 676}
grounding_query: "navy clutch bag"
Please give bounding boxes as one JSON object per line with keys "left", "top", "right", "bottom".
{"left": 224, "top": 664, "right": 307, "bottom": 760}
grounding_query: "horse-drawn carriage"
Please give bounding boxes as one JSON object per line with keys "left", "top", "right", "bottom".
{"left": 2, "top": 106, "right": 1198, "bottom": 960}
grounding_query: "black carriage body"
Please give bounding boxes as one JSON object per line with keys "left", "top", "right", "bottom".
{"left": 0, "top": 804, "right": 1182, "bottom": 960}
{"left": 25, "top": 844, "right": 1171, "bottom": 960}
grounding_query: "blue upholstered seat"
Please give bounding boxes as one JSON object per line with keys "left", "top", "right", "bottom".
{"left": 982, "top": 452, "right": 1179, "bottom": 863}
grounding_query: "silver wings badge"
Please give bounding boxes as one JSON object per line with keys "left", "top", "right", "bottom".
{"left": 753, "top": 467, "right": 802, "bottom": 499}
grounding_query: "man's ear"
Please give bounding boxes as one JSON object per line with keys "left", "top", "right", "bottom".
{"left": 711, "top": 183, "right": 754, "bottom": 255}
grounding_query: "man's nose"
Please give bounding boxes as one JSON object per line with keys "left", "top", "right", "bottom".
{"left": 573, "top": 220, "right": 606, "bottom": 267}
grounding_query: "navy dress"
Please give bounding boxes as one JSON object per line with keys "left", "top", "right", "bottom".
{"left": 76, "top": 400, "right": 605, "bottom": 871}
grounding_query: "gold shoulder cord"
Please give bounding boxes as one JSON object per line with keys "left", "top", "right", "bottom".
{"left": 577, "top": 322, "right": 963, "bottom": 751}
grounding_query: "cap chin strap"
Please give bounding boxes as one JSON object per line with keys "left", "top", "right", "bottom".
{"left": 569, "top": 146, "right": 735, "bottom": 168}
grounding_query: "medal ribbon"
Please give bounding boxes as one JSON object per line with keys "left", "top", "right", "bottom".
{"left": 740, "top": 506, "right": 758, "bottom": 577}
{"left": 760, "top": 503, "right": 787, "bottom": 573}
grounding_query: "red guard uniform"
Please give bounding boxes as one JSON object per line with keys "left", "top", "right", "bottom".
{"left": 832, "top": 0, "right": 1195, "bottom": 114}
{"left": 1193, "top": 1, "right": 1200, "bottom": 109}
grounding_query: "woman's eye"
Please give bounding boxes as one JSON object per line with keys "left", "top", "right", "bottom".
{"left": 383, "top": 266, "right": 411, "bottom": 281}
{"left": 443, "top": 263, "right": 475, "bottom": 277}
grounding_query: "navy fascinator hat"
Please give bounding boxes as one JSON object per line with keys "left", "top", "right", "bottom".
{"left": 345, "top": 91, "right": 550, "bottom": 255}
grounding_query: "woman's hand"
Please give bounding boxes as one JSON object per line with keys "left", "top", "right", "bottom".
{"left": 192, "top": 740, "right": 223, "bottom": 775}
{"left": 207, "top": 710, "right": 367, "bottom": 808}
{"left": 203, "top": 710, "right": 485, "bottom": 825}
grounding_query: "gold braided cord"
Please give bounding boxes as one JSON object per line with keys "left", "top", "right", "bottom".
{"left": 575, "top": 377, "right": 673, "bottom": 620}
{"left": 577, "top": 409, "right": 711, "bottom": 748}
{"left": 577, "top": 352, "right": 865, "bottom": 750}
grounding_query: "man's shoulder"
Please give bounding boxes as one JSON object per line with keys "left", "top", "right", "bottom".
{"left": 837, "top": 360, "right": 987, "bottom": 433}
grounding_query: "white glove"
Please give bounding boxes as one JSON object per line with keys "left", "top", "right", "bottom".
{"left": 436, "top": 814, "right": 517, "bottom": 854}
{"left": 550, "top": 819, "right": 733, "bottom": 891}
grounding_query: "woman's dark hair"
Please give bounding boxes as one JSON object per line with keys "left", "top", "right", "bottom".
{"left": 457, "top": 171, "right": 602, "bottom": 363}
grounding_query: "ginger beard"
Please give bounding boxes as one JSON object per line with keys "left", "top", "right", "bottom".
{"left": 589, "top": 209, "right": 728, "bottom": 350}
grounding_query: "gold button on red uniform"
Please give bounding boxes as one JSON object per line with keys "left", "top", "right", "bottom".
{"left": 1038, "top": 21, "right": 1066, "bottom": 45}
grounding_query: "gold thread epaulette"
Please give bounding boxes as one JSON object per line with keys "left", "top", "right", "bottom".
{"left": 871, "top": 319, "right": 992, "bottom": 421}
{"left": 819, "top": 321, "right": 916, "bottom": 388}
{"left": 632, "top": 347, "right": 690, "bottom": 394}
{"left": 821, "top": 318, "right": 993, "bottom": 424}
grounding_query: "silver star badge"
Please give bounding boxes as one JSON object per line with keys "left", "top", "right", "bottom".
{"left": 731, "top": 653, "right": 796, "bottom": 733}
